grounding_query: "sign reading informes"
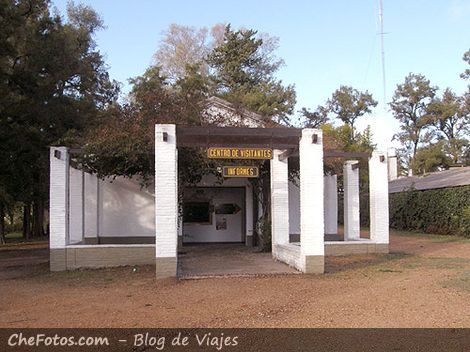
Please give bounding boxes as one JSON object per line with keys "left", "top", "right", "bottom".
{"left": 223, "top": 166, "right": 259, "bottom": 178}
{"left": 207, "top": 147, "right": 272, "bottom": 160}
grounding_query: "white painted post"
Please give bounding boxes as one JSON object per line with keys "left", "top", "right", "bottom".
{"left": 49, "top": 147, "right": 69, "bottom": 271}
{"left": 245, "top": 183, "right": 254, "bottom": 246}
{"left": 323, "top": 174, "right": 338, "bottom": 237}
{"left": 155, "top": 124, "right": 178, "bottom": 278}
{"left": 369, "top": 151, "right": 389, "bottom": 252}
{"left": 299, "top": 129, "right": 324, "bottom": 274}
{"left": 343, "top": 160, "right": 360, "bottom": 241}
{"left": 271, "top": 149, "right": 290, "bottom": 252}
{"left": 387, "top": 148, "right": 398, "bottom": 181}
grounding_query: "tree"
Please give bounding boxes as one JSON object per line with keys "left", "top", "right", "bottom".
{"left": 428, "top": 88, "right": 469, "bottom": 164}
{"left": 327, "top": 85, "right": 377, "bottom": 136}
{"left": 299, "top": 105, "right": 329, "bottom": 128}
{"left": 411, "top": 141, "right": 452, "bottom": 175}
{"left": 461, "top": 48, "right": 470, "bottom": 80}
{"left": 389, "top": 73, "right": 437, "bottom": 171}
{"left": 153, "top": 23, "right": 225, "bottom": 81}
{"left": 0, "top": 0, "right": 118, "bottom": 238}
{"left": 207, "top": 25, "right": 296, "bottom": 125}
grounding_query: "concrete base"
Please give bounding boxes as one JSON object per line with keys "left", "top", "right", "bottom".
{"left": 50, "top": 249, "right": 67, "bottom": 271}
{"left": 324, "top": 233, "right": 341, "bottom": 241}
{"left": 245, "top": 236, "right": 254, "bottom": 247}
{"left": 50, "top": 245, "right": 155, "bottom": 271}
{"left": 156, "top": 257, "right": 177, "bottom": 279}
{"left": 273, "top": 244, "right": 302, "bottom": 270}
{"left": 83, "top": 237, "right": 154, "bottom": 245}
{"left": 325, "top": 241, "right": 389, "bottom": 256}
{"left": 303, "top": 255, "right": 324, "bottom": 274}
{"left": 289, "top": 234, "right": 300, "bottom": 242}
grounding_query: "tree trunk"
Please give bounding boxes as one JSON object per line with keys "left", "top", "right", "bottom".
{"left": 23, "top": 204, "right": 31, "bottom": 240}
{"left": 32, "top": 199, "right": 45, "bottom": 238}
{"left": 0, "top": 203, "right": 5, "bottom": 245}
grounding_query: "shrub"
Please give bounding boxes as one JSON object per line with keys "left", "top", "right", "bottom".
{"left": 389, "top": 185, "right": 470, "bottom": 237}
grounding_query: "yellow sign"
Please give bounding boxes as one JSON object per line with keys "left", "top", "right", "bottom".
{"left": 223, "top": 166, "right": 259, "bottom": 178}
{"left": 207, "top": 147, "right": 273, "bottom": 160}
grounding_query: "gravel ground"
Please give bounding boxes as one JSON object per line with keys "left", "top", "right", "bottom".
{"left": 0, "top": 231, "right": 469, "bottom": 328}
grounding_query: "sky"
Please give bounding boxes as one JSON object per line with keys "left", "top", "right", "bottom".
{"left": 51, "top": 0, "right": 470, "bottom": 150}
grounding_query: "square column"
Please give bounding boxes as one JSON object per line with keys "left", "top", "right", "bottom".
{"left": 245, "top": 183, "right": 254, "bottom": 246}
{"left": 155, "top": 124, "right": 178, "bottom": 278}
{"left": 324, "top": 174, "right": 338, "bottom": 239}
{"left": 49, "top": 147, "right": 69, "bottom": 271}
{"left": 343, "top": 160, "right": 360, "bottom": 241}
{"left": 299, "top": 129, "right": 324, "bottom": 274}
{"left": 369, "top": 151, "right": 389, "bottom": 252}
{"left": 271, "top": 149, "right": 290, "bottom": 252}
{"left": 387, "top": 148, "right": 398, "bottom": 181}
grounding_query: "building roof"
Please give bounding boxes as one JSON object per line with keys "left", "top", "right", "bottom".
{"left": 388, "top": 166, "right": 470, "bottom": 193}
{"left": 204, "top": 96, "right": 267, "bottom": 127}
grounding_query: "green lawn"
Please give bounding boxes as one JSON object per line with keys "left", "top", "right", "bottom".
{"left": 2, "top": 231, "right": 48, "bottom": 245}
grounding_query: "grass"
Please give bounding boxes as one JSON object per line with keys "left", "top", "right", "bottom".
{"left": 442, "top": 270, "right": 470, "bottom": 292}
{"left": 2, "top": 231, "right": 48, "bottom": 245}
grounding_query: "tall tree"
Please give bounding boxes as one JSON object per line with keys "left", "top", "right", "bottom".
{"left": 0, "top": 0, "right": 118, "bottom": 238}
{"left": 389, "top": 73, "right": 437, "bottom": 170}
{"left": 428, "top": 88, "right": 469, "bottom": 164}
{"left": 327, "top": 85, "right": 377, "bottom": 137}
{"left": 207, "top": 25, "right": 296, "bottom": 125}
{"left": 461, "top": 48, "right": 470, "bottom": 80}
{"left": 411, "top": 141, "right": 452, "bottom": 175}
{"left": 299, "top": 105, "right": 329, "bottom": 128}
{"left": 153, "top": 23, "right": 225, "bottom": 81}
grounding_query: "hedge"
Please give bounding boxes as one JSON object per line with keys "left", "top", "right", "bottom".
{"left": 389, "top": 185, "right": 470, "bottom": 237}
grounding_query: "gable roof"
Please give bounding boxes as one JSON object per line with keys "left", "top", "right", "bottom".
{"left": 204, "top": 96, "right": 267, "bottom": 127}
{"left": 389, "top": 166, "right": 470, "bottom": 193}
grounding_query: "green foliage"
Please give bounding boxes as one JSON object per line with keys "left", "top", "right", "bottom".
{"left": 299, "top": 106, "right": 329, "bottom": 128}
{"left": 411, "top": 141, "right": 452, "bottom": 174}
{"left": 0, "top": 0, "right": 118, "bottom": 236}
{"left": 461, "top": 48, "right": 470, "bottom": 80}
{"left": 389, "top": 186, "right": 470, "bottom": 237}
{"left": 427, "top": 88, "right": 469, "bottom": 164}
{"left": 327, "top": 85, "right": 377, "bottom": 133}
{"left": 207, "top": 25, "right": 296, "bottom": 125}
{"left": 390, "top": 73, "right": 437, "bottom": 170}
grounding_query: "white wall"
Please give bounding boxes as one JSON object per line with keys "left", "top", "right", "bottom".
{"left": 69, "top": 167, "right": 83, "bottom": 244}
{"left": 68, "top": 166, "right": 156, "bottom": 240}
{"left": 183, "top": 187, "right": 245, "bottom": 243}
{"left": 288, "top": 180, "right": 301, "bottom": 235}
{"left": 101, "top": 177, "right": 155, "bottom": 237}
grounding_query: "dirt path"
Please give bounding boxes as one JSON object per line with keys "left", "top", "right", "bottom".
{"left": 0, "top": 232, "right": 469, "bottom": 327}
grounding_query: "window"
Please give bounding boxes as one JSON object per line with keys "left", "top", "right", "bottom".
{"left": 183, "top": 202, "right": 211, "bottom": 223}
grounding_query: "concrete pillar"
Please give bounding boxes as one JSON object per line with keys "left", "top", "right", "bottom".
{"left": 369, "top": 151, "right": 390, "bottom": 252}
{"left": 323, "top": 174, "right": 338, "bottom": 239}
{"left": 387, "top": 148, "right": 398, "bottom": 181}
{"left": 271, "top": 149, "right": 290, "bottom": 252}
{"left": 155, "top": 124, "right": 178, "bottom": 278}
{"left": 245, "top": 183, "right": 254, "bottom": 246}
{"left": 49, "top": 147, "right": 69, "bottom": 271}
{"left": 343, "top": 160, "right": 360, "bottom": 241}
{"left": 299, "top": 129, "right": 324, "bottom": 274}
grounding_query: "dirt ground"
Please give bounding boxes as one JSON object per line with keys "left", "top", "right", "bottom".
{"left": 0, "top": 231, "right": 469, "bottom": 328}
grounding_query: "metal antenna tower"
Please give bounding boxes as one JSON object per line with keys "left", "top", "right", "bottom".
{"left": 378, "top": 0, "right": 387, "bottom": 107}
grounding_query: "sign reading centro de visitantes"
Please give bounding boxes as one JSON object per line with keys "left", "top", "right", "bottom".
{"left": 207, "top": 147, "right": 273, "bottom": 160}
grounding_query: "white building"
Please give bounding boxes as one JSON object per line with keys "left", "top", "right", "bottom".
{"left": 49, "top": 100, "right": 390, "bottom": 277}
